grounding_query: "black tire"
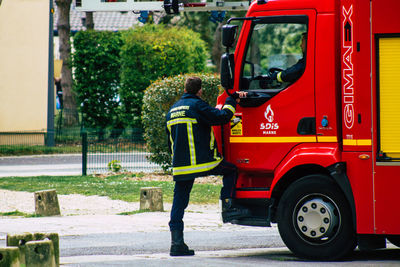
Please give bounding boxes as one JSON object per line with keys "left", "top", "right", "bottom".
{"left": 387, "top": 235, "right": 400, "bottom": 248}
{"left": 277, "top": 174, "right": 356, "bottom": 260}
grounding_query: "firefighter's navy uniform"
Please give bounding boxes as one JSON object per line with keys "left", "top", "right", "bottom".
{"left": 166, "top": 92, "right": 237, "bottom": 231}
{"left": 276, "top": 57, "right": 306, "bottom": 83}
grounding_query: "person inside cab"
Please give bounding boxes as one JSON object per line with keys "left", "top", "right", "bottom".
{"left": 270, "top": 32, "right": 307, "bottom": 83}
{"left": 241, "top": 23, "right": 307, "bottom": 91}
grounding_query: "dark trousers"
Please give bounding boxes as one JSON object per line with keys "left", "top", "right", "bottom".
{"left": 169, "top": 160, "right": 237, "bottom": 231}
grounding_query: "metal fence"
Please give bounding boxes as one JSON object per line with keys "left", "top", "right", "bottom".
{"left": 0, "top": 129, "right": 161, "bottom": 175}
{"left": 82, "top": 129, "right": 161, "bottom": 175}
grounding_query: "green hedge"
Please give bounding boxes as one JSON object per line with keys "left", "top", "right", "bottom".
{"left": 72, "top": 31, "right": 123, "bottom": 130}
{"left": 142, "top": 73, "right": 222, "bottom": 170}
{"left": 120, "top": 24, "right": 208, "bottom": 128}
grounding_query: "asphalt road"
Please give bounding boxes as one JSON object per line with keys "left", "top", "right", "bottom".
{"left": 1, "top": 228, "right": 399, "bottom": 266}
{"left": 58, "top": 230, "right": 400, "bottom": 266}
{"left": 0, "top": 154, "right": 82, "bottom": 166}
{"left": 61, "top": 248, "right": 400, "bottom": 267}
{"left": 0, "top": 153, "right": 161, "bottom": 177}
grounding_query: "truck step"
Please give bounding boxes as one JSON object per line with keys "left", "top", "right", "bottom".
{"left": 236, "top": 187, "right": 271, "bottom": 191}
{"left": 231, "top": 217, "right": 271, "bottom": 227}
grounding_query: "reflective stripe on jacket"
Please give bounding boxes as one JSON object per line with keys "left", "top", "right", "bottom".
{"left": 166, "top": 93, "right": 236, "bottom": 181}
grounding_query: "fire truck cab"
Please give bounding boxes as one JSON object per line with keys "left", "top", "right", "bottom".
{"left": 218, "top": 0, "right": 400, "bottom": 260}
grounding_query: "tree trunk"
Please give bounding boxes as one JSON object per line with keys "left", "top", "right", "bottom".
{"left": 56, "top": 0, "right": 78, "bottom": 127}
{"left": 212, "top": 24, "right": 223, "bottom": 73}
{"left": 85, "top": 12, "right": 94, "bottom": 30}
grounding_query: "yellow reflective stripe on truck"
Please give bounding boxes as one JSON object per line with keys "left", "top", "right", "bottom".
{"left": 230, "top": 136, "right": 317, "bottom": 143}
{"left": 343, "top": 139, "right": 372, "bottom": 146}
{"left": 230, "top": 136, "right": 371, "bottom": 146}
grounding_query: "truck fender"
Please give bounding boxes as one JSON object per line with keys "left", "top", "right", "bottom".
{"left": 327, "top": 162, "right": 357, "bottom": 230}
{"left": 270, "top": 145, "right": 356, "bottom": 229}
{"left": 272, "top": 144, "right": 341, "bottom": 190}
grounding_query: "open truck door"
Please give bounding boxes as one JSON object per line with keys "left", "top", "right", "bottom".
{"left": 223, "top": 10, "right": 316, "bottom": 197}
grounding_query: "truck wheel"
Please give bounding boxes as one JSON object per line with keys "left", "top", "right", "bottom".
{"left": 277, "top": 174, "right": 356, "bottom": 260}
{"left": 387, "top": 235, "right": 400, "bottom": 247}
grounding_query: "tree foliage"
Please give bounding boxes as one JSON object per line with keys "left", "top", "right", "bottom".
{"left": 245, "top": 23, "right": 306, "bottom": 73}
{"left": 72, "top": 31, "right": 122, "bottom": 130}
{"left": 142, "top": 73, "right": 222, "bottom": 171}
{"left": 160, "top": 11, "right": 247, "bottom": 70}
{"left": 258, "top": 23, "right": 305, "bottom": 55}
{"left": 120, "top": 24, "right": 207, "bottom": 128}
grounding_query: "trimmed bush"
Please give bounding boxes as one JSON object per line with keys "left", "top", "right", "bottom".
{"left": 120, "top": 24, "right": 207, "bottom": 128}
{"left": 142, "top": 73, "right": 222, "bottom": 170}
{"left": 72, "top": 31, "right": 123, "bottom": 131}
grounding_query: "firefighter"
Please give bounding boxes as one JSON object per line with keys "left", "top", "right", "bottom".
{"left": 271, "top": 32, "right": 307, "bottom": 83}
{"left": 166, "top": 77, "right": 248, "bottom": 256}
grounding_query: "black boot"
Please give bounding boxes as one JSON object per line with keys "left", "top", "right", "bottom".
{"left": 221, "top": 198, "right": 251, "bottom": 223}
{"left": 170, "top": 230, "right": 195, "bottom": 256}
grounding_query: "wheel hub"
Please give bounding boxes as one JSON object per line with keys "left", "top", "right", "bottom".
{"left": 296, "top": 198, "right": 338, "bottom": 239}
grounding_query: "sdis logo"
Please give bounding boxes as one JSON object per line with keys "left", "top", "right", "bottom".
{"left": 265, "top": 104, "right": 274, "bottom": 122}
{"left": 260, "top": 123, "right": 279, "bottom": 130}
{"left": 260, "top": 105, "right": 279, "bottom": 133}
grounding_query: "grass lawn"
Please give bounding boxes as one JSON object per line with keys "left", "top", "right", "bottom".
{"left": 0, "top": 210, "right": 41, "bottom": 218}
{"left": 0, "top": 145, "right": 82, "bottom": 156}
{"left": 0, "top": 173, "right": 222, "bottom": 204}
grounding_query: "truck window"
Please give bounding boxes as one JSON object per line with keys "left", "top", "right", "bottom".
{"left": 241, "top": 22, "right": 307, "bottom": 91}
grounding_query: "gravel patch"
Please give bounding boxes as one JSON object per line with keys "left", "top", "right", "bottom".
{"left": 0, "top": 178, "right": 272, "bottom": 236}
{"left": 0, "top": 189, "right": 141, "bottom": 215}
{"left": 0, "top": 175, "right": 222, "bottom": 216}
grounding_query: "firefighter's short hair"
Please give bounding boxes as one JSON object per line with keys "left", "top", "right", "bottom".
{"left": 185, "top": 77, "right": 202, "bottom": 95}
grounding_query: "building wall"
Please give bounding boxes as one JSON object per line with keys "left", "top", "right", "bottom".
{"left": 0, "top": 0, "right": 50, "bottom": 133}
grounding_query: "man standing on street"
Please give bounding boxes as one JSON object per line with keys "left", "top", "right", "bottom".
{"left": 166, "top": 77, "right": 248, "bottom": 256}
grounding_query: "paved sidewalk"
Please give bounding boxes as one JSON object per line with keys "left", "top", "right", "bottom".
{"left": 0, "top": 203, "right": 271, "bottom": 236}
{"left": 0, "top": 202, "right": 277, "bottom": 266}
{"left": 0, "top": 154, "right": 82, "bottom": 177}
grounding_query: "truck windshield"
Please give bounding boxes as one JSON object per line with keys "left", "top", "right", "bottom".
{"left": 241, "top": 21, "right": 307, "bottom": 91}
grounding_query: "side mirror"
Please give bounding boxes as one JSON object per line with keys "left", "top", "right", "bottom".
{"left": 221, "top": 53, "right": 234, "bottom": 89}
{"left": 222, "top": 25, "right": 238, "bottom": 48}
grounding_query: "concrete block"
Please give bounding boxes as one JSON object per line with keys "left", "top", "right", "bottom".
{"left": 6, "top": 232, "right": 33, "bottom": 265}
{"left": 7, "top": 232, "right": 59, "bottom": 267}
{"left": 34, "top": 189, "right": 61, "bottom": 216}
{"left": 0, "top": 247, "right": 20, "bottom": 267}
{"left": 140, "top": 187, "right": 164, "bottom": 211}
{"left": 33, "top": 233, "right": 59, "bottom": 267}
{"left": 25, "top": 240, "right": 56, "bottom": 267}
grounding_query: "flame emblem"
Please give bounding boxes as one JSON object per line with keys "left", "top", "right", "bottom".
{"left": 264, "top": 105, "right": 274, "bottom": 122}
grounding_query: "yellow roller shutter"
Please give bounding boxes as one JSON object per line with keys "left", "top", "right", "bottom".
{"left": 379, "top": 37, "right": 400, "bottom": 158}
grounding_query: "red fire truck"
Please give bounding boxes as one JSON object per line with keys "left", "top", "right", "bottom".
{"left": 217, "top": 0, "right": 400, "bottom": 260}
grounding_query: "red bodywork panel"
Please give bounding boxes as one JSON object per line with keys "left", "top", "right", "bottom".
{"left": 215, "top": 0, "right": 400, "bottom": 235}
{"left": 340, "top": 0, "right": 372, "bottom": 152}
{"left": 371, "top": 0, "right": 400, "bottom": 235}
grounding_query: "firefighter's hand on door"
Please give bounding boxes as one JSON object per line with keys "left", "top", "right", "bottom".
{"left": 232, "top": 91, "right": 248, "bottom": 103}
